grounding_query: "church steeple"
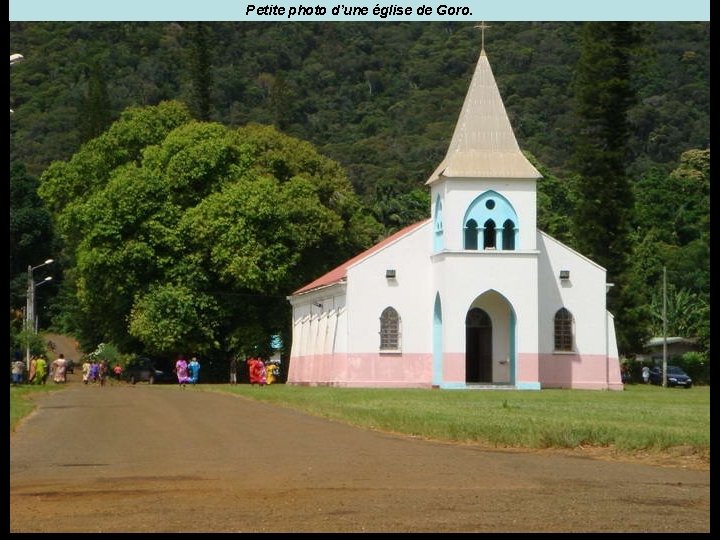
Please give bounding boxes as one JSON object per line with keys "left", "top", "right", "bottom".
{"left": 426, "top": 39, "right": 542, "bottom": 185}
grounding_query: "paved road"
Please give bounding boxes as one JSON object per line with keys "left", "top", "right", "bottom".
{"left": 10, "top": 382, "right": 710, "bottom": 533}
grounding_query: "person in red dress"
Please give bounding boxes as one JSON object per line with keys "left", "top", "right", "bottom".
{"left": 247, "top": 357, "right": 267, "bottom": 386}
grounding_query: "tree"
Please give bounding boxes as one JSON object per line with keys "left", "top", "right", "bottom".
{"left": 649, "top": 285, "right": 708, "bottom": 339}
{"left": 78, "top": 60, "right": 113, "bottom": 143}
{"left": 37, "top": 102, "right": 383, "bottom": 369}
{"left": 627, "top": 148, "right": 709, "bottom": 356}
{"left": 571, "top": 22, "right": 645, "bottom": 353}
{"left": 9, "top": 162, "right": 56, "bottom": 310}
{"left": 186, "top": 22, "right": 214, "bottom": 121}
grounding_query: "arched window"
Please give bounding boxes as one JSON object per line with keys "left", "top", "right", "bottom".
{"left": 434, "top": 196, "right": 444, "bottom": 252}
{"left": 434, "top": 197, "right": 443, "bottom": 233}
{"left": 380, "top": 307, "right": 401, "bottom": 350}
{"left": 483, "top": 219, "right": 496, "bottom": 249}
{"left": 502, "top": 219, "right": 515, "bottom": 250}
{"left": 464, "top": 219, "right": 478, "bottom": 250}
{"left": 554, "top": 308, "right": 573, "bottom": 351}
{"left": 462, "top": 191, "right": 519, "bottom": 250}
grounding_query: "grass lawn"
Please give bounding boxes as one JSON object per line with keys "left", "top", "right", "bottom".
{"left": 211, "top": 383, "right": 709, "bottom": 459}
{"left": 9, "top": 384, "right": 65, "bottom": 432}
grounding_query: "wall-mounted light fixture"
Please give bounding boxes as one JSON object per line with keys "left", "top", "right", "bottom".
{"left": 386, "top": 269, "right": 396, "bottom": 279}
{"left": 313, "top": 302, "right": 323, "bottom": 308}
{"left": 559, "top": 270, "right": 570, "bottom": 280}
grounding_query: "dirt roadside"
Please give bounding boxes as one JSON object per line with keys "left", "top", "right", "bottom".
{"left": 42, "top": 332, "right": 83, "bottom": 362}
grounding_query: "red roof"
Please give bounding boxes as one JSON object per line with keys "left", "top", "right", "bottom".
{"left": 293, "top": 219, "right": 430, "bottom": 295}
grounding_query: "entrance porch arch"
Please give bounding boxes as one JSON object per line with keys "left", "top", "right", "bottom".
{"left": 465, "top": 291, "right": 516, "bottom": 386}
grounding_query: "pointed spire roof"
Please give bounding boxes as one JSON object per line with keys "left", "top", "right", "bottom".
{"left": 426, "top": 49, "right": 541, "bottom": 185}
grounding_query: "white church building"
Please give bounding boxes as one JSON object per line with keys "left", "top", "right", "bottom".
{"left": 286, "top": 44, "right": 623, "bottom": 391}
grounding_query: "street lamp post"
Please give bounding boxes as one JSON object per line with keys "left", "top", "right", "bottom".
{"left": 25, "top": 258, "right": 54, "bottom": 369}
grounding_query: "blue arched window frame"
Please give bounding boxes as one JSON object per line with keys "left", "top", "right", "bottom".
{"left": 462, "top": 190, "right": 519, "bottom": 250}
{"left": 433, "top": 195, "right": 444, "bottom": 252}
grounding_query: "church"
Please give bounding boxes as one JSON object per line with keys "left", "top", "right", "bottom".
{"left": 286, "top": 41, "right": 623, "bottom": 391}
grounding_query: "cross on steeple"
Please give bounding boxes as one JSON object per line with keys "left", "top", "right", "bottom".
{"left": 474, "top": 21, "right": 491, "bottom": 51}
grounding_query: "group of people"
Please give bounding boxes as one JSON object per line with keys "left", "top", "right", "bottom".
{"left": 13, "top": 351, "right": 282, "bottom": 387}
{"left": 11, "top": 354, "right": 72, "bottom": 385}
{"left": 13, "top": 349, "right": 286, "bottom": 388}
{"left": 228, "top": 354, "right": 280, "bottom": 386}
{"left": 246, "top": 357, "right": 279, "bottom": 386}
{"left": 174, "top": 356, "right": 201, "bottom": 388}
{"left": 174, "top": 354, "right": 280, "bottom": 387}
{"left": 81, "top": 357, "right": 110, "bottom": 385}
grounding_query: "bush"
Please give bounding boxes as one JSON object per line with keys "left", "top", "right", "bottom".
{"left": 677, "top": 351, "right": 710, "bottom": 385}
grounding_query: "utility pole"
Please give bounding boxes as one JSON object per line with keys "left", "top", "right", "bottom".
{"left": 662, "top": 266, "right": 667, "bottom": 387}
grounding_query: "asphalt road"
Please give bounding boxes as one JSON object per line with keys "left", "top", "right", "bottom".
{"left": 10, "top": 380, "right": 710, "bottom": 533}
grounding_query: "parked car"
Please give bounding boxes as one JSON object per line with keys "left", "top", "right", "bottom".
{"left": 648, "top": 365, "right": 693, "bottom": 388}
{"left": 124, "top": 357, "right": 166, "bottom": 385}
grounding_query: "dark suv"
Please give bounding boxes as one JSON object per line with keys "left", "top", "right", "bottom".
{"left": 124, "top": 357, "right": 165, "bottom": 385}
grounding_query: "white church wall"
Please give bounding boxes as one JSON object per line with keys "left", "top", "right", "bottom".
{"left": 315, "top": 223, "right": 435, "bottom": 387}
{"left": 536, "top": 232, "right": 608, "bottom": 354}
{"left": 287, "top": 286, "right": 347, "bottom": 384}
{"left": 536, "top": 231, "right": 622, "bottom": 389}
{"left": 346, "top": 222, "right": 433, "bottom": 354}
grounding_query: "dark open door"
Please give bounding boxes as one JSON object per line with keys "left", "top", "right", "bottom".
{"left": 466, "top": 308, "right": 492, "bottom": 383}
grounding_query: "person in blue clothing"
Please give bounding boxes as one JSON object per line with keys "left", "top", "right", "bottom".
{"left": 188, "top": 356, "right": 201, "bottom": 385}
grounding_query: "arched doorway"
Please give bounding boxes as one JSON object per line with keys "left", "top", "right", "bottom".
{"left": 466, "top": 308, "right": 492, "bottom": 383}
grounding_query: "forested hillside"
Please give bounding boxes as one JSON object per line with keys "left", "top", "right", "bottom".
{"left": 9, "top": 22, "right": 709, "bottom": 370}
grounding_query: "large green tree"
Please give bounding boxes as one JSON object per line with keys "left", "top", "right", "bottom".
{"left": 38, "top": 101, "right": 383, "bottom": 371}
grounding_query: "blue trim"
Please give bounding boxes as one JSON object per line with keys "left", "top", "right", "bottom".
{"left": 432, "top": 293, "right": 442, "bottom": 386}
{"left": 516, "top": 381, "right": 542, "bottom": 390}
{"left": 509, "top": 310, "right": 516, "bottom": 385}
{"left": 440, "top": 382, "right": 467, "bottom": 390}
{"left": 433, "top": 196, "right": 444, "bottom": 252}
